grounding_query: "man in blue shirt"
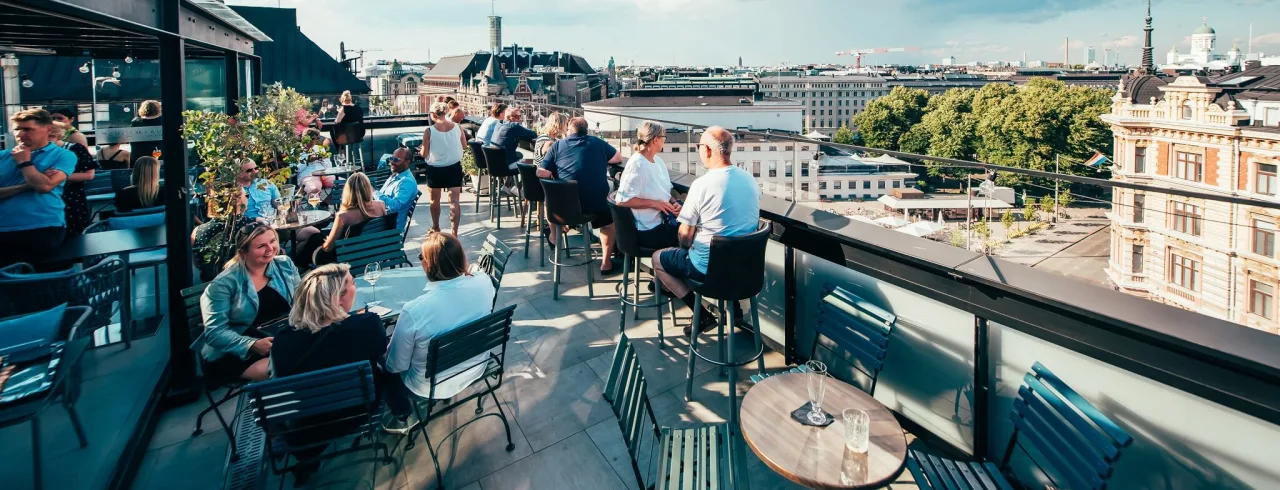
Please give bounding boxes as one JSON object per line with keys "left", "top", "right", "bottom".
{"left": 490, "top": 107, "right": 538, "bottom": 197}
{"left": 377, "top": 147, "right": 420, "bottom": 230}
{"left": 0, "top": 109, "right": 78, "bottom": 267}
{"left": 537, "top": 117, "right": 624, "bottom": 275}
{"left": 235, "top": 158, "right": 281, "bottom": 221}
{"left": 651, "top": 126, "right": 760, "bottom": 335}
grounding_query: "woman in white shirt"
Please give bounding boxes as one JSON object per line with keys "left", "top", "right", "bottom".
{"left": 383, "top": 231, "right": 496, "bottom": 433}
{"left": 615, "top": 120, "right": 682, "bottom": 250}
{"left": 477, "top": 102, "right": 508, "bottom": 147}
{"left": 419, "top": 102, "right": 470, "bottom": 236}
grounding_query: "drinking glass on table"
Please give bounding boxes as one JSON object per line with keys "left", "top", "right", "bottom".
{"left": 307, "top": 192, "right": 322, "bottom": 210}
{"left": 806, "top": 360, "right": 828, "bottom": 424}
{"left": 843, "top": 408, "right": 870, "bottom": 453}
{"left": 364, "top": 263, "right": 382, "bottom": 302}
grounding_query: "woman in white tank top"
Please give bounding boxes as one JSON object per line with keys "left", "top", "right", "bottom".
{"left": 419, "top": 102, "right": 471, "bottom": 235}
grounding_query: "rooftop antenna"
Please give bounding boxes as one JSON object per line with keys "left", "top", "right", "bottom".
{"left": 492, "top": 0, "right": 496, "bottom": 16}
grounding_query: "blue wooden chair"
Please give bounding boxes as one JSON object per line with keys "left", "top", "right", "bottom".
{"left": 405, "top": 305, "right": 518, "bottom": 489}
{"left": 750, "top": 285, "right": 896, "bottom": 396}
{"left": 605, "top": 334, "right": 750, "bottom": 490}
{"left": 242, "top": 361, "right": 392, "bottom": 484}
{"left": 335, "top": 228, "right": 410, "bottom": 276}
{"left": 908, "top": 362, "right": 1134, "bottom": 490}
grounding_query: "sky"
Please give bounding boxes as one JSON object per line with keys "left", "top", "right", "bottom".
{"left": 226, "top": 0, "right": 1280, "bottom": 69}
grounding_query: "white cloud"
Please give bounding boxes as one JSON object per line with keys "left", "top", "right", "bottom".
{"left": 1103, "top": 35, "right": 1139, "bottom": 49}
{"left": 1254, "top": 32, "right": 1280, "bottom": 47}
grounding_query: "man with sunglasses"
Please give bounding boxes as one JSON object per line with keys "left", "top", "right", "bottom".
{"left": 236, "top": 158, "right": 281, "bottom": 221}
{"left": 376, "top": 147, "right": 420, "bottom": 231}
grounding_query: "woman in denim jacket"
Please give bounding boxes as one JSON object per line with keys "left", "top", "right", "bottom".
{"left": 194, "top": 223, "right": 302, "bottom": 381}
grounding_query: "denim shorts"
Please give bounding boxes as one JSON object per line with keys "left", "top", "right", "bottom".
{"left": 658, "top": 248, "right": 705, "bottom": 283}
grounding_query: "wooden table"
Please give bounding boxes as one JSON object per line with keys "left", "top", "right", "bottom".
{"left": 740, "top": 372, "right": 907, "bottom": 489}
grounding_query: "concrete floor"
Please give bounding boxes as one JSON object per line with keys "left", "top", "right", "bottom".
{"left": 129, "top": 181, "right": 922, "bottom": 490}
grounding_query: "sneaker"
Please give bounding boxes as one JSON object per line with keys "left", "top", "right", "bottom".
{"left": 682, "top": 312, "right": 719, "bottom": 337}
{"left": 500, "top": 186, "right": 519, "bottom": 198}
{"left": 381, "top": 413, "right": 415, "bottom": 435}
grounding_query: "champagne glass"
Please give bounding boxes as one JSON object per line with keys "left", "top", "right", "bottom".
{"left": 307, "top": 192, "right": 322, "bottom": 210}
{"left": 364, "top": 262, "right": 382, "bottom": 302}
{"left": 806, "top": 360, "right": 828, "bottom": 424}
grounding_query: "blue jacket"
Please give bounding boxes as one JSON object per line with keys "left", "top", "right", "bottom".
{"left": 193, "top": 255, "right": 301, "bottom": 360}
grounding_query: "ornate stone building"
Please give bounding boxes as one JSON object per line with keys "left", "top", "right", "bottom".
{"left": 1103, "top": 67, "right": 1280, "bottom": 332}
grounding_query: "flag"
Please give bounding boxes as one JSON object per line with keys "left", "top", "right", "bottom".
{"left": 1084, "top": 151, "right": 1111, "bottom": 167}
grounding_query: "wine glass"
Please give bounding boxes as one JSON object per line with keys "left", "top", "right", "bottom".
{"left": 277, "top": 198, "right": 291, "bottom": 219}
{"left": 805, "top": 360, "right": 828, "bottom": 424}
{"left": 364, "top": 262, "right": 382, "bottom": 302}
{"left": 307, "top": 192, "right": 322, "bottom": 210}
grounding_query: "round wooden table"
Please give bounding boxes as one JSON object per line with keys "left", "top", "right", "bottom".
{"left": 740, "top": 372, "right": 907, "bottom": 490}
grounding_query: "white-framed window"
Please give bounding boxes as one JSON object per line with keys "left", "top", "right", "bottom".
{"left": 1251, "top": 280, "right": 1275, "bottom": 320}
{"left": 1168, "top": 250, "right": 1200, "bottom": 291}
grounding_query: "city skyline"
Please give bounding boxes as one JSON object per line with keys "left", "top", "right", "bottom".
{"left": 226, "top": 0, "right": 1279, "bottom": 68}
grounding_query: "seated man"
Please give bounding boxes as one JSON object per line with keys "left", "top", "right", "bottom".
{"left": 236, "top": 158, "right": 282, "bottom": 221}
{"left": 375, "top": 147, "right": 419, "bottom": 230}
{"left": 489, "top": 107, "right": 538, "bottom": 197}
{"left": 0, "top": 109, "right": 78, "bottom": 268}
{"left": 536, "top": 117, "right": 624, "bottom": 275}
{"left": 383, "top": 231, "right": 496, "bottom": 433}
{"left": 651, "top": 127, "right": 760, "bottom": 334}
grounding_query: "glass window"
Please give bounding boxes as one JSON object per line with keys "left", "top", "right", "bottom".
{"left": 1168, "top": 251, "right": 1200, "bottom": 291}
{"left": 1182, "top": 101, "right": 1193, "bottom": 120}
{"left": 801, "top": 165, "right": 810, "bottom": 177}
{"left": 752, "top": 161, "right": 761, "bottom": 177}
{"left": 1131, "top": 245, "right": 1144, "bottom": 274}
{"left": 672, "top": 147, "right": 681, "bottom": 153}
{"left": 1169, "top": 201, "right": 1203, "bottom": 236}
{"left": 801, "top": 146, "right": 810, "bottom": 151}
{"left": 1251, "top": 280, "right": 1275, "bottom": 319}
{"left": 1133, "top": 193, "right": 1145, "bottom": 223}
{"left": 769, "top": 146, "right": 778, "bottom": 151}
{"left": 785, "top": 162, "right": 793, "bottom": 177}
{"left": 819, "top": 181, "right": 827, "bottom": 190}
{"left": 1175, "top": 151, "right": 1204, "bottom": 182}
{"left": 1134, "top": 146, "right": 1146, "bottom": 173}
{"left": 834, "top": 181, "right": 842, "bottom": 189}
{"left": 862, "top": 181, "right": 871, "bottom": 189}
{"left": 785, "top": 146, "right": 794, "bottom": 151}
{"left": 1257, "top": 163, "right": 1276, "bottom": 196}
{"left": 769, "top": 161, "right": 778, "bottom": 178}
{"left": 753, "top": 146, "right": 762, "bottom": 151}
{"left": 878, "top": 181, "right": 886, "bottom": 189}
{"left": 892, "top": 181, "right": 901, "bottom": 188}
{"left": 801, "top": 183, "right": 809, "bottom": 191}
{"left": 1254, "top": 219, "right": 1276, "bottom": 257}
{"left": 736, "top": 146, "right": 745, "bottom": 152}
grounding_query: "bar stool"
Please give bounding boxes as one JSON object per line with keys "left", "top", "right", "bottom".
{"left": 516, "top": 163, "right": 546, "bottom": 267}
{"left": 467, "top": 141, "right": 489, "bottom": 213}
{"left": 607, "top": 197, "right": 677, "bottom": 345}
{"left": 541, "top": 179, "right": 596, "bottom": 300}
{"left": 482, "top": 147, "right": 521, "bottom": 230}
{"left": 683, "top": 225, "right": 771, "bottom": 429}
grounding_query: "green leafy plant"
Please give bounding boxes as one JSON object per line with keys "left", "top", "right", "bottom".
{"left": 1023, "top": 197, "right": 1040, "bottom": 223}
{"left": 1000, "top": 209, "right": 1016, "bottom": 235}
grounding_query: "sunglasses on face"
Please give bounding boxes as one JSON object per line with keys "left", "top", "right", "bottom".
{"left": 389, "top": 156, "right": 403, "bottom": 163}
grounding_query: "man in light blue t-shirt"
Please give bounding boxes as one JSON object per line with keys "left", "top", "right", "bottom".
{"left": 652, "top": 126, "right": 759, "bottom": 335}
{"left": 0, "top": 109, "right": 78, "bottom": 267}
{"left": 235, "top": 158, "right": 281, "bottom": 221}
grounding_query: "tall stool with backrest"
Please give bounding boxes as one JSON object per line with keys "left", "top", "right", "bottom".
{"left": 541, "top": 179, "right": 596, "bottom": 300}
{"left": 907, "top": 362, "right": 1134, "bottom": 490}
{"left": 682, "top": 225, "right": 771, "bottom": 430}
{"left": 607, "top": 197, "right": 677, "bottom": 345}
{"left": 467, "top": 141, "right": 489, "bottom": 213}
{"left": 516, "top": 163, "right": 546, "bottom": 266}
{"left": 481, "top": 147, "right": 521, "bottom": 229}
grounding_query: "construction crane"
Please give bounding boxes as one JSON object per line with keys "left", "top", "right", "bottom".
{"left": 835, "top": 46, "right": 921, "bottom": 69}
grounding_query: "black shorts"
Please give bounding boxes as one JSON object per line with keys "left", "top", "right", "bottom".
{"left": 588, "top": 211, "right": 613, "bottom": 229}
{"left": 658, "top": 247, "right": 705, "bottom": 282}
{"left": 636, "top": 222, "right": 679, "bottom": 250}
{"left": 425, "top": 162, "right": 463, "bottom": 189}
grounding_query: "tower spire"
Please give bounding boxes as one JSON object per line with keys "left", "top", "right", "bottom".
{"left": 1140, "top": 0, "right": 1155, "bottom": 74}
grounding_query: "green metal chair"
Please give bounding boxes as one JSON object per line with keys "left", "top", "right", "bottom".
{"left": 181, "top": 282, "right": 245, "bottom": 461}
{"left": 335, "top": 228, "right": 410, "bottom": 276}
{"left": 908, "top": 362, "right": 1133, "bottom": 490}
{"left": 749, "top": 285, "right": 897, "bottom": 396}
{"left": 605, "top": 335, "right": 750, "bottom": 490}
{"left": 478, "top": 234, "right": 514, "bottom": 308}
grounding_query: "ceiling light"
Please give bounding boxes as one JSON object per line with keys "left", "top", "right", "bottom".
{"left": 79, "top": 62, "right": 91, "bottom": 74}
{"left": 124, "top": 54, "right": 134, "bottom": 64}
{"left": 20, "top": 74, "right": 33, "bottom": 88}
{"left": 112, "top": 67, "right": 121, "bottom": 78}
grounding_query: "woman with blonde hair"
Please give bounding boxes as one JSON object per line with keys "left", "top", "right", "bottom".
{"left": 271, "top": 262, "right": 388, "bottom": 484}
{"left": 534, "top": 112, "right": 570, "bottom": 164}
{"left": 615, "top": 120, "right": 681, "bottom": 249}
{"left": 114, "top": 156, "right": 162, "bottom": 212}
{"left": 419, "top": 101, "right": 468, "bottom": 235}
{"left": 293, "top": 171, "right": 387, "bottom": 269}
{"left": 195, "top": 223, "right": 302, "bottom": 381}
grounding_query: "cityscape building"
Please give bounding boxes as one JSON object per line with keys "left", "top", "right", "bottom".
{"left": 365, "top": 60, "right": 429, "bottom": 114}
{"left": 1165, "top": 19, "right": 1244, "bottom": 70}
{"left": 1103, "top": 66, "right": 1280, "bottom": 332}
{"left": 754, "top": 74, "right": 888, "bottom": 134}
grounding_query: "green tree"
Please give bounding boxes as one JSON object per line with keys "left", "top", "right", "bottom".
{"left": 852, "top": 86, "right": 929, "bottom": 151}
{"left": 898, "top": 124, "right": 932, "bottom": 155}
{"left": 832, "top": 124, "right": 855, "bottom": 145}
{"left": 1023, "top": 198, "right": 1040, "bottom": 223}
{"left": 1056, "top": 189, "right": 1074, "bottom": 213}
{"left": 949, "top": 226, "right": 965, "bottom": 248}
{"left": 914, "top": 88, "right": 981, "bottom": 182}
{"left": 1001, "top": 209, "right": 1016, "bottom": 234}
{"left": 973, "top": 217, "right": 993, "bottom": 253}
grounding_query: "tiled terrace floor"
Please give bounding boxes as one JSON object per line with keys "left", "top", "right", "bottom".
{"left": 130, "top": 182, "right": 920, "bottom": 490}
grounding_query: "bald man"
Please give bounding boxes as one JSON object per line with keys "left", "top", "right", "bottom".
{"left": 651, "top": 126, "right": 760, "bottom": 334}
{"left": 376, "top": 147, "right": 420, "bottom": 230}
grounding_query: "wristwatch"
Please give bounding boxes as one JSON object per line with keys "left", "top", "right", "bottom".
{"left": 16, "top": 162, "right": 34, "bottom": 169}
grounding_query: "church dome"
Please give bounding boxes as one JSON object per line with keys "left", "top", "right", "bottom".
{"left": 1193, "top": 20, "right": 1215, "bottom": 35}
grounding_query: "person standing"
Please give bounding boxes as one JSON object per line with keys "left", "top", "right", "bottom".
{"left": 375, "top": 147, "right": 419, "bottom": 231}
{"left": 536, "top": 117, "right": 624, "bottom": 275}
{"left": 50, "top": 121, "right": 98, "bottom": 235}
{"left": 615, "top": 121, "right": 680, "bottom": 250}
{"left": 50, "top": 108, "right": 89, "bottom": 148}
{"left": 651, "top": 126, "right": 760, "bottom": 334}
{"left": 0, "top": 109, "right": 78, "bottom": 267}
{"left": 419, "top": 102, "right": 468, "bottom": 236}
{"left": 130, "top": 100, "right": 164, "bottom": 159}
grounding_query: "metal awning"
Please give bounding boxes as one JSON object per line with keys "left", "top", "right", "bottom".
{"left": 187, "top": 0, "right": 272, "bottom": 42}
